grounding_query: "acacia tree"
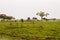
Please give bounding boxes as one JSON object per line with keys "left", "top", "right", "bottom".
{"left": 27, "top": 17, "right": 30, "bottom": 21}
{"left": 36, "top": 11, "right": 49, "bottom": 20}
{"left": 0, "top": 14, "right": 7, "bottom": 21}
{"left": 0, "top": 14, "right": 15, "bottom": 21}
{"left": 32, "top": 17, "right": 37, "bottom": 20}
{"left": 6, "top": 16, "right": 15, "bottom": 20}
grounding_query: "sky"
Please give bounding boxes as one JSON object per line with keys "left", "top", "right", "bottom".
{"left": 0, "top": 0, "right": 60, "bottom": 19}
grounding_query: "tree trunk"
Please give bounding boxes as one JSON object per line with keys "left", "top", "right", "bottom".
{"left": 41, "top": 17, "right": 43, "bottom": 21}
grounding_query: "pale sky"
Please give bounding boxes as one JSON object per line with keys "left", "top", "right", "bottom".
{"left": 0, "top": 0, "right": 60, "bottom": 19}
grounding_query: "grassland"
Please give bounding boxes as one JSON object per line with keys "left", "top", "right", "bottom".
{"left": 0, "top": 21, "right": 60, "bottom": 40}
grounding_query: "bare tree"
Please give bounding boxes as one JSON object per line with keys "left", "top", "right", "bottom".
{"left": 36, "top": 11, "right": 49, "bottom": 20}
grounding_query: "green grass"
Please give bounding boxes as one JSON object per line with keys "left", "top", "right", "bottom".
{"left": 0, "top": 21, "right": 60, "bottom": 40}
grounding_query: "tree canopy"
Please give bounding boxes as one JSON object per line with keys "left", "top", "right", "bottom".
{"left": 36, "top": 11, "right": 49, "bottom": 20}
{"left": 0, "top": 14, "right": 15, "bottom": 20}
